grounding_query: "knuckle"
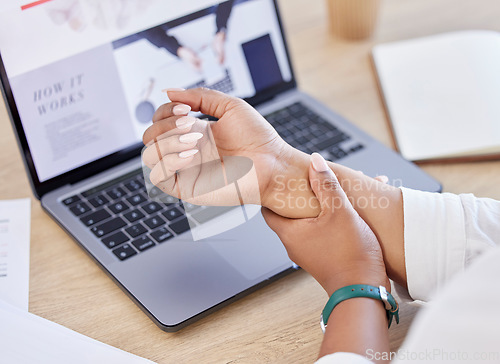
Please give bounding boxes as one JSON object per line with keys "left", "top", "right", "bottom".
{"left": 198, "top": 86, "right": 211, "bottom": 93}
{"left": 321, "top": 178, "right": 341, "bottom": 192}
{"left": 214, "top": 98, "right": 233, "bottom": 118}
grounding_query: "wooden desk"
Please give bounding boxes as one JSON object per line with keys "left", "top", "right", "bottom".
{"left": 1, "top": 0, "right": 499, "bottom": 362}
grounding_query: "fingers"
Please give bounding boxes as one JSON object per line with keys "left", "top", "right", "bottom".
{"left": 165, "top": 88, "right": 244, "bottom": 119}
{"left": 143, "top": 115, "right": 197, "bottom": 145}
{"left": 142, "top": 132, "right": 203, "bottom": 168}
{"left": 309, "top": 153, "right": 352, "bottom": 218}
{"left": 261, "top": 207, "right": 294, "bottom": 237}
{"left": 149, "top": 149, "right": 199, "bottom": 185}
{"left": 152, "top": 102, "right": 191, "bottom": 123}
{"left": 374, "top": 175, "right": 389, "bottom": 184}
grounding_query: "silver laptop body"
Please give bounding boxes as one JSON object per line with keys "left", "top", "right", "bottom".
{"left": 0, "top": 0, "right": 440, "bottom": 331}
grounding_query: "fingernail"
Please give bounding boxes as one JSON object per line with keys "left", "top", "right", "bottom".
{"left": 176, "top": 116, "right": 196, "bottom": 129}
{"left": 179, "top": 149, "right": 199, "bottom": 158}
{"left": 311, "top": 153, "right": 329, "bottom": 172}
{"left": 179, "top": 132, "right": 203, "bottom": 144}
{"left": 378, "top": 175, "right": 389, "bottom": 184}
{"left": 173, "top": 104, "right": 191, "bottom": 115}
{"left": 162, "top": 88, "right": 186, "bottom": 93}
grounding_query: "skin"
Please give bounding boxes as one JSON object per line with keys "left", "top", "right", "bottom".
{"left": 143, "top": 88, "right": 406, "bottom": 360}
{"left": 143, "top": 88, "right": 406, "bottom": 287}
{"left": 176, "top": 30, "right": 227, "bottom": 71}
{"left": 213, "top": 30, "right": 227, "bottom": 64}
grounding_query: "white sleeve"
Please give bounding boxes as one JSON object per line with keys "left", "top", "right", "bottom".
{"left": 315, "top": 352, "right": 374, "bottom": 364}
{"left": 401, "top": 187, "right": 500, "bottom": 302}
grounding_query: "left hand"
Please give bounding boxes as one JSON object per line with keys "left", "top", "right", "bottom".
{"left": 262, "top": 153, "right": 390, "bottom": 296}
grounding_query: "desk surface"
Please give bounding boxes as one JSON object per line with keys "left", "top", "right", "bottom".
{"left": 1, "top": 0, "right": 500, "bottom": 362}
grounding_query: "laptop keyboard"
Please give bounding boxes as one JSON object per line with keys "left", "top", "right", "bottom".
{"left": 187, "top": 69, "right": 234, "bottom": 94}
{"left": 62, "top": 169, "right": 216, "bottom": 261}
{"left": 265, "top": 102, "right": 364, "bottom": 160}
{"left": 62, "top": 102, "right": 363, "bottom": 262}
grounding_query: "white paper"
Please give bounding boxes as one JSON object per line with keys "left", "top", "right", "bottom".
{"left": 0, "top": 198, "right": 31, "bottom": 310}
{"left": 373, "top": 30, "right": 500, "bottom": 160}
{"left": 0, "top": 299, "right": 155, "bottom": 364}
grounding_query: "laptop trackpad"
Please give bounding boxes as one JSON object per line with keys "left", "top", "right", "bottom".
{"left": 205, "top": 212, "right": 291, "bottom": 281}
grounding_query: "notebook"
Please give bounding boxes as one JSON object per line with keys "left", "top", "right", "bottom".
{"left": 372, "top": 30, "right": 500, "bottom": 162}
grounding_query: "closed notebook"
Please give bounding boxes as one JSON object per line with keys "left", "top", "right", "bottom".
{"left": 372, "top": 30, "right": 500, "bottom": 162}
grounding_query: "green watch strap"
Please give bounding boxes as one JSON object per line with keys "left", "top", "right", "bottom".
{"left": 320, "top": 284, "right": 399, "bottom": 333}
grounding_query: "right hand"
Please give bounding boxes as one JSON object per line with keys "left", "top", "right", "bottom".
{"left": 142, "top": 88, "right": 395, "bottom": 219}
{"left": 142, "top": 88, "right": 294, "bottom": 211}
{"left": 177, "top": 47, "right": 202, "bottom": 71}
{"left": 262, "top": 153, "right": 390, "bottom": 296}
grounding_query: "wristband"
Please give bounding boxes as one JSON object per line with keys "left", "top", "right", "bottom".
{"left": 320, "top": 284, "right": 399, "bottom": 333}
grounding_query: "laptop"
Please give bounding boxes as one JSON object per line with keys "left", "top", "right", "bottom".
{"left": 0, "top": 0, "right": 441, "bottom": 332}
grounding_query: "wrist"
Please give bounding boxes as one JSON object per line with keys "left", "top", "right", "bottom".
{"left": 322, "top": 269, "right": 390, "bottom": 297}
{"left": 262, "top": 146, "right": 321, "bottom": 218}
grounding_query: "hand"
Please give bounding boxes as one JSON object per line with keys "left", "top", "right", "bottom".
{"left": 142, "top": 88, "right": 295, "bottom": 211}
{"left": 177, "top": 47, "right": 202, "bottom": 71}
{"left": 142, "top": 88, "right": 396, "bottom": 219}
{"left": 212, "top": 31, "right": 227, "bottom": 65}
{"left": 143, "top": 90, "right": 406, "bottom": 288}
{"left": 262, "top": 153, "right": 389, "bottom": 296}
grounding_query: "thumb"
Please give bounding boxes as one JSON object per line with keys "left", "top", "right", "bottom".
{"left": 165, "top": 88, "right": 244, "bottom": 119}
{"left": 309, "top": 153, "right": 352, "bottom": 217}
{"left": 261, "top": 207, "right": 292, "bottom": 236}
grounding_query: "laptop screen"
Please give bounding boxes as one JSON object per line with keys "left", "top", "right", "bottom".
{"left": 0, "top": 0, "right": 292, "bottom": 185}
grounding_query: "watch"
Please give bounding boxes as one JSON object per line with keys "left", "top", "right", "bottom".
{"left": 320, "top": 284, "right": 399, "bottom": 333}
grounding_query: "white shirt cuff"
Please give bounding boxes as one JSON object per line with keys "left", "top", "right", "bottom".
{"left": 401, "top": 187, "right": 466, "bottom": 302}
{"left": 315, "top": 352, "right": 374, "bottom": 364}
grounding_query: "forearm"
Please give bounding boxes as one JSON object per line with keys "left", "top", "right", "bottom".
{"left": 264, "top": 148, "right": 406, "bottom": 287}
{"left": 319, "top": 298, "right": 390, "bottom": 363}
{"left": 332, "top": 162, "right": 406, "bottom": 288}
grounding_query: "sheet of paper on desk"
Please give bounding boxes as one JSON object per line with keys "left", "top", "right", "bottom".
{"left": 0, "top": 300, "right": 155, "bottom": 364}
{"left": 0, "top": 198, "right": 30, "bottom": 310}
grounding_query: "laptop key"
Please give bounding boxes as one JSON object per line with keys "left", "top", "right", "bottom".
{"left": 315, "top": 134, "right": 349, "bottom": 151}
{"left": 182, "top": 202, "right": 201, "bottom": 213}
{"left": 69, "top": 202, "right": 91, "bottom": 216}
{"left": 124, "top": 179, "right": 143, "bottom": 192}
{"left": 123, "top": 209, "right": 145, "bottom": 223}
{"left": 150, "top": 227, "right": 174, "bottom": 243}
{"left": 91, "top": 217, "right": 126, "bottom": 237}
{"left": 125, "top": 223, "right": 148, "bottom": 238}
{"left": 146, "top": 186, "right": 163, "bottom": 199}
{"left": 142, "top": 202, "right": 162, "bottom": 214}
{"left": 156, "top": 194, "right": 180, "bottom": 206}
{"left": 169, "top": 217, "right": 191, "bottom": 235}
{"left": 295, "top": 135, "right": 309, "bottom": 145}
{"left": 162, "top": 207, "right": 184, "bottom": 221}
{"left": 349, "top": 144, "right": 364, "bottom": 153}
{"left": 80, "top": 209, "right": 111, "bottom": 227}
{"left": 88, "top": 194, "right": 109, "bottom": 208}
{"left": 109, "top": 200, "right": 130, "bottom": 214}
{"left": 144, "top": 215, "right": 165, "bottom": 229}
{"left": 112, "top": 244, "right": 137, "bottom": 261}
{"left": 191, "top": 206, "right": 236, "bottom": 224}
{"left": 63, "top": 195, "right": 80, "bottom": 206}
{"left": 131, "top": 236, "right": 155, "bottom": 252}
{"left": 102, "top": 231, "right": 129, "bottom": 249}
{"left": 329, "top": 147, "right": 348, "bottom": 159}
{"left": 126, "top": 193, "right": 147, "bottom": 206}
{"left": 107, "top": 187, "right": 126, "bottom": 200}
